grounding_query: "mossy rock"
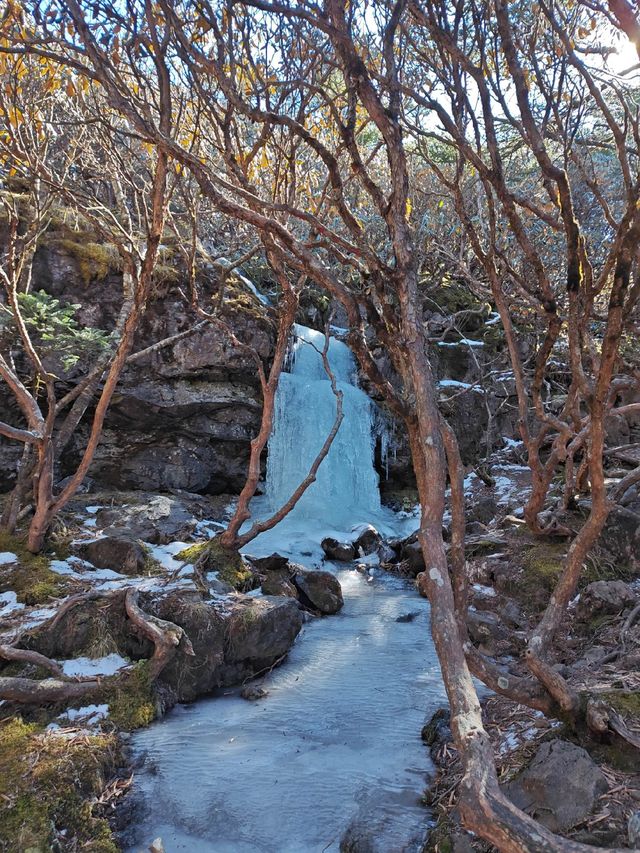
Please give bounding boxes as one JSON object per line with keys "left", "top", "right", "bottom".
{"left": 0, "top": 716, "right": 121, "bottom": 852}
{"left": 0, "top": 532, "right": 71, "bottom": 605}
{"left": 176, "top": 539, "right": 258, "bottom": 591}
{"left": 56, "top": 238, "right": 122, "bottom": 285}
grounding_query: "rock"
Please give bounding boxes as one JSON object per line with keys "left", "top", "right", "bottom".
{"left": 466, "top": 609, "right": 511, "bottom": 650}
{"left": 576, "top": 580, "right": 636, "bottom": 621}
{"left": 221, "top": 596, "right": 303, "bottom": 685}
{"left": 467, "top": 494, "right": 498, "bottom": 526}
{"left": 95, "top": 495, "right": 197, "bottom": 544}
{"left": 421, "top": 708, "right": 451, "bottom": 761}
{"left": 293, "top": 569, "right": 344, "bottom": 614}
{"left": 260, "top": 568, "right": 297, "bottom": 598}
{"left": 321, "top": 537, "right": 356, "bottom": 562}
{"left": 628, "top": 811, "right": 640, "bottom": 848}
{"left": 248, "top": 553, "right": 291, "bottom": 572}
{"left": 240, "top": 684, "right": 269, "bottom": 701}
{"left": 504, "top": 739, "right": 608, "bottom": 832}
{"left": 597, "top": 506, "right": 640, "bottom": 571}
{"left": 353, "top": 525, "right": 381, "bottom": 556}
{"left": 395, "top": 612, "right": 419, "bottom": 623}
{"left": 77, "top": 536, "right": 147, "bottom": 576}
{"left": 149, "top": 838, "right": 165, "bottom": 853}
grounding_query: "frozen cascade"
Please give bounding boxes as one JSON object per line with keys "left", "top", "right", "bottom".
{"left": 266, "top": 324, "right": 381, "bottom": 523}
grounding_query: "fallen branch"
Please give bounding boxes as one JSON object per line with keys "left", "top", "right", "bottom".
{"left": 0, "top": 643, "right": 64, "bottom": 679}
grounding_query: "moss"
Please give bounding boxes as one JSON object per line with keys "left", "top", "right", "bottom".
{"left": 0, "top": 532, "right": 70, "bottom": 604}
{"left": 57, "top": 238, "right": 122, "bottom": 285}
{"left": 176, "top": 538, "right": 257, "bottom": 591}
{"left": 0, "top": 717, "right": 121, "bottom": 852}
{"left": 104, "top": 662, "right": 157, "bottom": 730}
{"left": 602, "top": 691, "right": 640, "bottom": 717}
{"left": 520, "top": 543, "right": 566, "bottom": 592}
{"left": 141, "top": 545, "right": 165, "bottom": 577}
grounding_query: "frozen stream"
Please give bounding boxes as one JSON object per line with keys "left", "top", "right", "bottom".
{"left": 128, "top": 566, "right": 446, "bottom": 853}
{"left": 127, "top": 323, "right": 446, "bottom": 851}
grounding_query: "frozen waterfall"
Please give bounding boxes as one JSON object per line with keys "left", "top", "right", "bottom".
{"left": 266, "top": 324, "right": 381, "bottom": 524}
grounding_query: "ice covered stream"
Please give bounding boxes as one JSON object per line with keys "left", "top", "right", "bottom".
{"left": 127, "top": 324, "right": 445, "bottom": 851}
{"left": 128, "top": 566, "right": 445, "bottom": 853}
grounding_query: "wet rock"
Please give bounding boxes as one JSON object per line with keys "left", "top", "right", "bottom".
{"left": 353, "top": 525, "right": 381, "bottom": 556}
{"left": 395, "top": 612, "right": 419, "bottom": 623}
{"left": 421, "top": 708, "right": 451, "bottom": 761}
{"left": 293, "top": 569, "right": 344, "bottom": 614}
{"left": 95, "top": 495, "right": 197, "bottom": 544}
{"left": 321, "top": 537, "right": 356, "bottom": 562}
{"left": 504, "top": 739, "right": 608, "bottom": 832}
{"left": 576, "top": 580, "right": 636, "bottom": 621}
{"left": 240, "top": 684, "right": 269, "bottom": 701}
{"left": 77, "top": 535, "right": 147, "bottom": 576}
{"left": 248, "top": 553, "right": 291, "bottom": 572}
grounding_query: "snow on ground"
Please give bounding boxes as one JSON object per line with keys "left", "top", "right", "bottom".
{"left": 0, "top": 552, "right": 18, "bottom": 566}
{"left": 58, "top": 704, "right": 110, "bottom": 724}
{"left": 0, "top": 590, "right": 24, "bottom": 616}
{"left": 438, "top": 379, "right": 484, "bottom": 393}
{"left": 145, "top": 541, "right": 191, "bottom": 572}
{"left": 60, "top": 653, "right": 130, "bottom": 678}
{"left": 437, "top": 338, "right": 484, "bottom": 347}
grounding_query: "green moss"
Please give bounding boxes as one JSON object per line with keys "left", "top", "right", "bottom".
{"left": 602, "top": 691, "right": 640, "bottom": 717}
{"left": 176, "top": 538, "right": 257, "bottom": 591}
{"left": 0, "top": 717, "right": 120, "bottom": 852}
{"left": 0, "top": 532, "right": 70, "bottom": 604}
{"left": 57, "top": 238, "right": 122, "bottom": 285}
{"left": 104, "top": 662, "right": 156, "bottom": 730}
{"left": 520, "top": 543, "right": 566, "bottom": 591}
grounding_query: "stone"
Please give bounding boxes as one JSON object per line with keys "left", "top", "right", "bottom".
{"left": 466, "top": 609, "right": 510, "bottom": 649}
{"left": 504, "top": 739, "right": 608, "bottom": 832}
{"left": 421, "top": 708, "right": 451, "bottom": 759}
{"left": 597, "top": 506, "right": 640, "bottom": 571}
{"left": 321, "top": 537, "right": 356, "bottom": 562}
{"left": 77, "top": 536, "right": 147, "bottom": 576}
{"left": 260, "top": 569, "right": 297, "bottom": 598}
{"left": 240, "top": 684, "right": 269, "bottom": 701}
{"left": 576, "top": 580, "right": 636, "bottom": 621}
{"left": 293, "top": 569, "right": 344, "bottom": 615}
{"left": 95, "top": 495, "right": 197, "bottom": 544}
{"left": 353, "top": 525, "right": 381, "bottom": 556}
{"left": 221, "top": 596, "right": 304, "bottom": 684}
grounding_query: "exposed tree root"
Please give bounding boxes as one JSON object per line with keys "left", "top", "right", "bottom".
{"left": 124, "top": 588, "right": 194, "bottom": 679}
{"left": 0, "top": 676, "right": 100, "bottom": 703}
{"left": 0, "top": 643, "right": 65, "bottom": 679}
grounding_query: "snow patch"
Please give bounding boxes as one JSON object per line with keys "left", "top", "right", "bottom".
{"left": 0, "top": 552, "right": 18, "bottom": 566}
{"left": 60, "top": 653, "right": 129, "bottom": 678}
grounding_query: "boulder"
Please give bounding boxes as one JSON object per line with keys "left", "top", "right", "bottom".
{"left": 293, "top": 569, "right": 344, "bottom": 614}
{"left": 504, "top": 739, "right": 608, "bottom": 832}
{"left": 221, "top": 596, "right": 303, "bottom": 684}
{"left": 77, "top": 536, "right": 147, "bottom": 576}
{"left": 597, "top": 506, "right": 640, "bottom": 571}
{"left": 353, "top": 525, "right": 381, "bottom": 556}
{"left": 95, "top": 495, "right": 197, "bottom": 544}
{"left": 576, "top": 580, "right": 636, "bottom": 621}
{"left": 321, "top": 537, "right": 356, "bottom": 562}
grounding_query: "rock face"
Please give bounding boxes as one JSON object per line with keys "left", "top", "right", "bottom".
{"left": 504, "top": 739, "right": 608, "bottom": 832}
{"left": 95, "top": 495, "right": 199, "bottom": 544}
{"left": 0, "top": 239, "right": 276, "bottom": 495}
